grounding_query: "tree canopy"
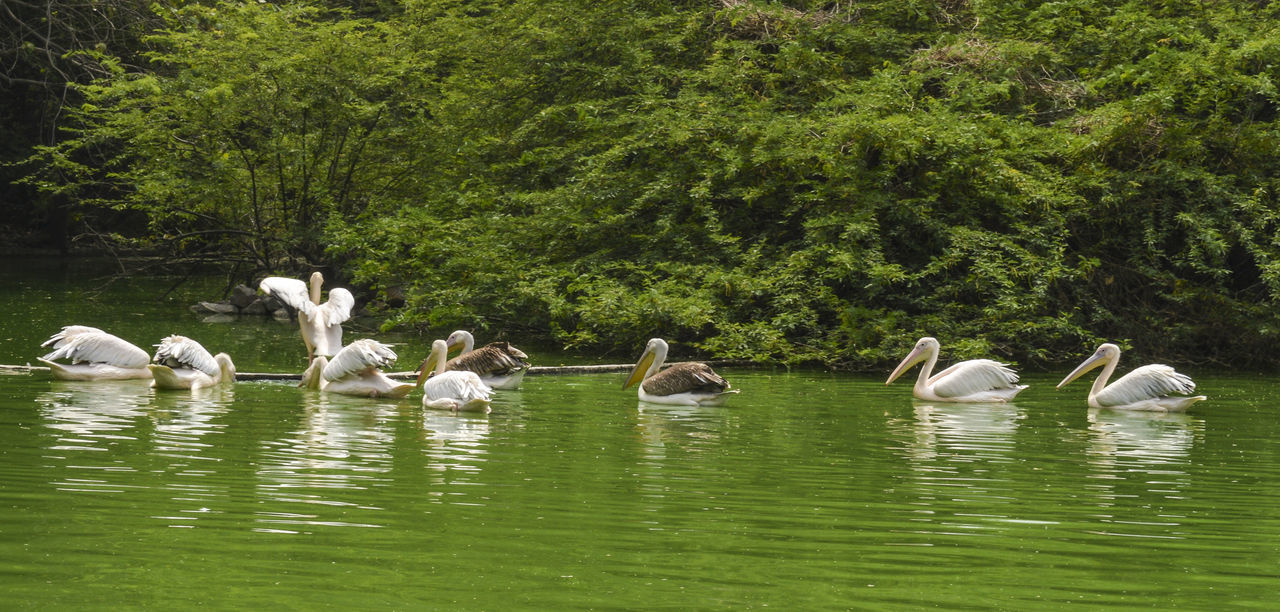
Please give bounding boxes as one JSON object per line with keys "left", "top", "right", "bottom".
{"left": 11, "top": 0, "right": 1280, "bottom": 368}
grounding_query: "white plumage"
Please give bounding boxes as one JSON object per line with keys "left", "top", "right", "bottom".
{"left": 886, "top": 337, "right": 1027, "bottom": 403}
{"left": 417, "top": 339, "right": 492, "bottom": 413}
{"left": 1058, "top": 343, "right": 1206, "bottom": 411}
{"left": 38, "top": 325, "right": 152, "bottom": 381}
{"left": 300, "top": 338, "right": 414, "bottom": 398}
{"left": 149, "top": 335, "right": 235, "bottom": 390}
{"left": 259, "top": 272, "right": 354, "bottom": 360}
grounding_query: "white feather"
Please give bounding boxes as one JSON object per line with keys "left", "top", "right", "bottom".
{"left": 929, "top": 359, "right": 1022, "bottom": 399}
{"left": 153, "top": 335, "right": 221, "bottom": 378}
{"left": 258, "top": 277, "right": 316, "bottom": 317}
{"left": 423, "top": 371, "right": 492, "bottom": 404}
{"left": 1094, "top": 364, "right": 1196, "bottom": 408}
{"left": 41, "top": 325, "right": 106, "bottom": 348}
{"left": 322, "top": 339, "right": 398, "bottom": 381}
{"left": 41, "top": 327, "right": 150, "bottom": 368}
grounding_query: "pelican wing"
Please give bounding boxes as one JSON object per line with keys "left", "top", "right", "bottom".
{"left": 1095, "top": 364, "right": 1196, "bottom": 407}
{"left": 41, "top": 325, "right": 107, "bottom": 348}
{"left": 447, "top": 342, "right": 529, "bottom": 376}
{"left": 641, "top": 362, "right": 730, "bottom": 396}
{"left": 41, "top": 330, "right": 150, "bottom": 368}
{"left": 153, "top": 335, "right": 221, "bottom": 378}
{"left": 929, "top": 359, "right": 1021, "bottom": 398}
{"left": 317, "top": 288, "right": 355, "bottom": 327}
{"left": 424, "top": 370, "right": 493, "bottom": 402}
{"left": 258, "top": 277, "right": 317, "bottom": 317}
{"left": 323, "top": 339, "right": 397, "bottom": 381}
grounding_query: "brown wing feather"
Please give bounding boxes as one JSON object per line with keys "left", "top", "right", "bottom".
{"left": 640, "top": 362, "right": 730, "bottom": 396}
{"left": 446, "top": 342, "right": 530, "bottom": 376}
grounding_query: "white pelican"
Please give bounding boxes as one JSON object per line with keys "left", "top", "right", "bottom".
{"left": 148, "top": 335, "right": 236, "bottom": 390}
{"left": 258, "top": 272, "right": 355, "bottom": 360}
{"left": 38, "top": 326, "right": 152, "bottom": 381}
{"left": 885, "top": 337, "right": 1027, "bottom": 403}
{"left": 417, "top": 339, "right": 492, "bottom": 412}
{"left": 1057, "top": 343, "right": 1207, "bottom": 411}
{"left": 444, "top": 330, "right": 530, "bottom": 390}
{"left": 623, "top": 338, "right": 737, "bottom": 406}
{"left": 300, "top": 338, "right": 415, "bottom": 399}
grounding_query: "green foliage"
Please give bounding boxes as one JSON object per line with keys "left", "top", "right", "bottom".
{"left": 26, "top": 2, "right": 437, "bottom": 272}
{"left": 21, "top": 0, "right": 1280, "bottom": 368}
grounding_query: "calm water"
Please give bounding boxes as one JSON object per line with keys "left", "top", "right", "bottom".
{"left": 2, "top": 258, "right": 1279, "bottom": 608}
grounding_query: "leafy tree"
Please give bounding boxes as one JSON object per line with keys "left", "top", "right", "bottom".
{"left": 19, "top": 0, "right": 1280, "bottom": 368}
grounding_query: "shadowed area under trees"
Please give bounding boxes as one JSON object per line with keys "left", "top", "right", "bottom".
{"left": 8, "top": 0, "right": 1280, "bottom": 369}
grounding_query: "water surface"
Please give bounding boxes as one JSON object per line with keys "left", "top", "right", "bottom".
{"left": 2, "top": 258, "right": 1277, "bottom": 608}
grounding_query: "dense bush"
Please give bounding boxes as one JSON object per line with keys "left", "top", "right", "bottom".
{"left": 20, "top": 0, "right": 1280, "bottom": 368}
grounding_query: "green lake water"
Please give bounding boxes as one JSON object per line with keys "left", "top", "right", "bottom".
{"left": 2, "top": 258, "right": 1278, "bottom": 608}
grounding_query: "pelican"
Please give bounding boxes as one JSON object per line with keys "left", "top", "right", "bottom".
{"left": 299, "top": 338, "right": 415, "bottom": 398}
{"left": 623, "top": 338, "right": 737, "bottom": 406}
{"left": 417, "top": 339, "right": 492, "bottom": 412}
{"left": 885, "top": 337, "right": 1027, "bottom": 403}
{"left": 258, "top": 272, "right": 355, "bottom": 360}
{"left": 1057, "top": 343, "right": 1207, "bottom": 411}
{"left": 444, "top": 330, "right": 530, "bottom": 390}
{"left": 148, "top": 335, "right": 236, "bottom": 390}
{"left": 38, "top": 325, "right": 152, "bottom": 381}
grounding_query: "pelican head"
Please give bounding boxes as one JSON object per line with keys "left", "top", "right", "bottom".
{"left": 886, "top": 337, "right": 940, "bottom": 384}
{"left": 308, "top": 271, "right": 324, "bottom": 304}
{"left": 624, "top": 338, "right": 668, "bottom": 389}
{"left": 445, "top": 330, "right": 473, "bottom": 354}
{"left": 1057, "top": 343, "right": 1120, "bottom": 389}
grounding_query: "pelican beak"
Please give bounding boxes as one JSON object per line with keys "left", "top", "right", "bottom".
{"left": 623, "top": 348, "right": 656, "bottom": 389}
{"left": 415, "top": 358, "right": 431, "bottom": 388}
{"left": 886, "top": 346, "right": 927, "bottom": 385}
{"left": 445, "top": 339, "right": 463, "bottom": 354}
{"left": 1057, "top": 350, "right": 1107, "bottom": 388}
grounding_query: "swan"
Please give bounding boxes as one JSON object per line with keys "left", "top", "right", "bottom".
{"left": 623, "top": 338, "right": 737, "bottom": 406}
{"left": 259, "top": 272, "right": 354, "bottom": 360}
{"left": 444, "top": 330, "right": 530, "bottom": 390}
{"left": 148, "top": 335, "right": 236, "bottom": 390}
{"left": 417, "top": 339, "right": 492, "bottom": 412}
{"left": 1057, "top": 343, "right": 1206, "bottom": 411}
{"left": 300, "top": 338, "right": 415, "bottom": 398}
{"left": 885, "top": 337, "right": 1027, "bottom": 403}
{"left": 38, "top": 325, "right": 152, "bottom": 381}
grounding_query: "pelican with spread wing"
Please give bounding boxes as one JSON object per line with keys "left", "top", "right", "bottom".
{"left": 39, "top": 326, "right": 152, "bottom": 381}
{"left": 417, "top": 339, "right": 493, "bottom": 413}
{"left": 149, "top": 335, "right": 236, "bottom": 390}
{"left": 885, "top": 337, "right": 1027, "bottom": 403}
{"left": 623, "top": 338, "right": 737, "bottom": 406}
{"left": 259, "top": 272, "right": 355, "bottom": 360}
{"left": 1057, "top": 343, "right": 1206, "bottom": 411}
{"left": 444, "top": 330, "right": 530, "bottom": 390}
{"left": 300, "top": 338, "right": 415, "bottom": 399}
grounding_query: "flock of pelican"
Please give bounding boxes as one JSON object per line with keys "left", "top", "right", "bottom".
{"left": 34, "top": 273, "right": 1209, "bottom": 412}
